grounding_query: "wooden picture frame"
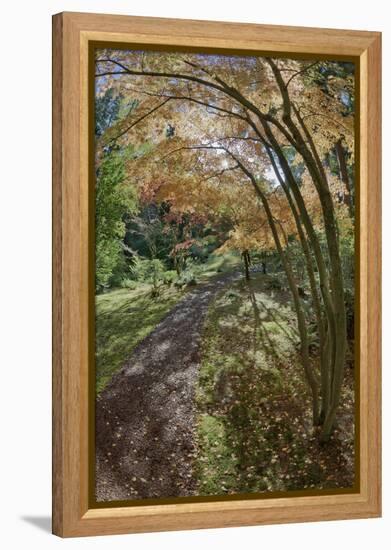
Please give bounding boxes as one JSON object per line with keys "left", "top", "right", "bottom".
{"left": 52, "top": 11, "right": 381, "bottom": 537}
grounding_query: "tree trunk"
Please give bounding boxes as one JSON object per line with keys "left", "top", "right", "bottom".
{"left": 234, "top": 159, "right": 320, "bottom": 425}
{"left": 286, "top": 104, "right": 347, "bottom": 441}
{"left": 335, "top": 138, "right": 354, "bottom": 218}
{"left": 260, "top": 123, "right": 337, "bottom": 417}
{"left": 264, "top": 143, "right": 331, "bottom": 422}
{"left": 242, "top": 250, "right": 251, "bottom": 280}
{"left": 253, "top": 61, "right": 346, "bottom": 438}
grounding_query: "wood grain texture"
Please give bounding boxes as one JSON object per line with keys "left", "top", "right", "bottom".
{"left": 52, "top": 12, "right": 382, "bottom": 537}
{"left": 361, "top": 34, "right": 382, "bottom": 513}
{"left": 65, "top": 11, "right": 379, "bottom": 55}
{"left": 52, "top": 12, "right": 63, "bottom": 537}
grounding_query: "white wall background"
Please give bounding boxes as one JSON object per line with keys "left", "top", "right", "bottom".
{"left": 0, "top": 0, "right": 388, "bottom": 547}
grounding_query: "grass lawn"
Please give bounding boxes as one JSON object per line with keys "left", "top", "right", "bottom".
{"left": 195, "top": 272, "right": 355, "bottom": 495}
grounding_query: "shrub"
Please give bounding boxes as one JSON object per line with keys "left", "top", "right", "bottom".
{"left": 130, "top": 257, "right": 166, "bottom": 297}
{"left": 120, "top": 278, "right": 137, "bottom": 290}
{"left": 174, "top": 269, "right": 197, "bottom": 288}
{"left": 182, "top": 270, "right": 197, "bottom": 286}
{"left": 163, "top": 270, "right": 177, "bottom": 286}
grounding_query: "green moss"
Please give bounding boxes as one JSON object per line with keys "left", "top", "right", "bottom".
{"left": 194, "top": 272, "right": 323, "bottom": 495}
{"left": 196, "top": 414, "right": 238, "bottom": 495}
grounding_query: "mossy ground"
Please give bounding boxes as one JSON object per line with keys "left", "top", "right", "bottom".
{"left": 195, "top": 272, "right": 355, "bottom": 495}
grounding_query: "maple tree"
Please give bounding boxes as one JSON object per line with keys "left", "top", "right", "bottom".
{"left": 95, "top": 50, "right": 355, "bottom": 441}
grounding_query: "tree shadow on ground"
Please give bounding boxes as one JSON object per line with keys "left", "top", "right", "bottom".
{"left": 196, "top": 273, "right": 355, "bottom": 495}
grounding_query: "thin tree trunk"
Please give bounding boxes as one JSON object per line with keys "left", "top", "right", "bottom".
{"left": 289, "top": 108, "right": 347, "bottom": 440}
{"left": 242, "top": 250, "right": 251, "bottom": 280}
{"left": 233, "top": 157, "right": 320, "bottom": 425}
{"left": 260, "top": 122, "right": 337, "bottom": 417}
{"left": 266, "top": 148, "right": 328, "bottom": 422}
{"left": 335, "top": 138, "right": 354, "bottom": 218}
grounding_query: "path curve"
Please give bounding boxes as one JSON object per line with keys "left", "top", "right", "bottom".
{"left": 95, "top": 272, "right": 239, "bottom": 502}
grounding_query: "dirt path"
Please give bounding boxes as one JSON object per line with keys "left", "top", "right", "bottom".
{"left": 95, "top": 272, "right": 239, "bottom": 502}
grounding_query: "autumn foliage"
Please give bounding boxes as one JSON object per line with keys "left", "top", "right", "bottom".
{"left": 95, "top": 50, "right": 355, "bottom": 442}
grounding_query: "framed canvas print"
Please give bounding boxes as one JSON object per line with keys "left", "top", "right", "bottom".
{"left": 52, "top": 12, "right": 381, "bottom": 537}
